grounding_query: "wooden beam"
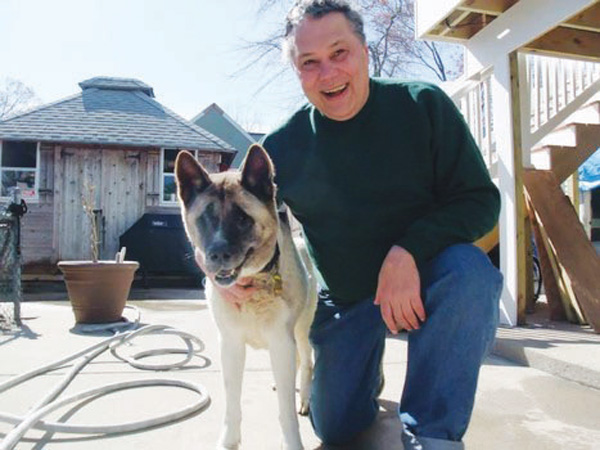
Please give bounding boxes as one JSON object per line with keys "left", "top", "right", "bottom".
{"left": 533, "top": 210, "right": 585, "bottom": 323}
{"left": 561, "top": 22, "right": 600, "bottom": 34}
{"left": 509, "top": 51, "right": 528, "bottom": 325}
{"left": 458, "top": 0, "right": 518, "bottom": 15}
{"left": 564, "top": 2, "right": 600, "bottom": 33}
{"left": 439, "top": 10, "right": 473, "bottom": 37}
{"left": 523, "top": 169, "right": 600, "bottom": 332}
{"left": 526, "top": 197, "right": 568, "bottom": 321}
{"left": 525, "top": 27, "right": 600, "bottom": 61}
{"left": 551, "top": 148, "right": 597, "bottom": 185}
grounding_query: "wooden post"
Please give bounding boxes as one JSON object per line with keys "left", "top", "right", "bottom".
{"left": 509, "top": 51, "right": 529, "bottom": 325}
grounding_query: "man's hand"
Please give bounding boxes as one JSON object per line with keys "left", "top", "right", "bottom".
{"left": 195, "top": 248, "right": 257, "bottom": 306}
{"left": 374, "top": 245, "right": 426, "bottom": 334}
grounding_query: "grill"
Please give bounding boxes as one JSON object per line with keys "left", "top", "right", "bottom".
{"left": 119, "top": 214, "right": 202, "bottom": 281}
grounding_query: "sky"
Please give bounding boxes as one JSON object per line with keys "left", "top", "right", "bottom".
{"left": 0, "top": 0, "right": 304, "bottom": 133}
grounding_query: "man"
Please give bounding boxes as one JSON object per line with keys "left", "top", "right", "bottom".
{"left": 226, "top": 1, "right": 503, "bottom": 448}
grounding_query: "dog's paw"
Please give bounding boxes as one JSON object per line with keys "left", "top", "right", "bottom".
{"left": 218, "top": 432, "right": 241, "bottom": 450}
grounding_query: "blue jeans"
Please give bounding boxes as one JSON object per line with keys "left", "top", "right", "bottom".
{"left": 308, "top": 244, "right": 503, "bottom": 449}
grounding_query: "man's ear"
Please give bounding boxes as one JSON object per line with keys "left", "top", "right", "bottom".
{"left": 175, "top": 151, "right": 212, "bottom": 207}
{"left": 240, "top": 144, "right": 275, "bottom": 202}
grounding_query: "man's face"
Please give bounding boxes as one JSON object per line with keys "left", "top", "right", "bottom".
{"left": 290, "top": 12, "right": 370, "bottom": 121}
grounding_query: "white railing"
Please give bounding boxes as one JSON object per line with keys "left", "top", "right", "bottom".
{"left": 449, "top": 54, "right": 600, "bottom": 175}
{"left": 449, "top": 66, "right": 496, "bottom": 176}
{"left": 522, "top": 53, "right": 600, "bottom": 150}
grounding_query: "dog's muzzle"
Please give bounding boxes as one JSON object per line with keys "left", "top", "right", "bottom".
{"left": 204, "top": 247, "right": 254, "bottom": 287}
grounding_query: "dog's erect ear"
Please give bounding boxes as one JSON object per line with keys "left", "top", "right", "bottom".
{"left": 240, "top": 144, "right": 275, "bottom": 202}
{"left": 175, "top": 151, "right": 212, "bottom": 206}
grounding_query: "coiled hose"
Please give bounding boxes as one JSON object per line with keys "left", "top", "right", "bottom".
{"left": 0, "top": 308, "right": 211, "bottom": 450}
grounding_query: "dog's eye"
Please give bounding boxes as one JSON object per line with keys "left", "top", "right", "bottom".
{"left": 232, "top": 206, "right": 253, "bottom": 230}
{"left": 200, "top": 203, "right": 219, "bottom": 227}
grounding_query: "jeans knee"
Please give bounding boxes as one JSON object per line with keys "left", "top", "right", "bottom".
{"left": 311, "top": 414, "right": 346, "bottom": 446}
{"left": 311, "top": 405, "right": 377, "bottom": 446}
{"left": 435, "top": 244, "right": 501, "bottom": 298}
{"left": 425, "top": 244, "right": 502, "bottom": 325}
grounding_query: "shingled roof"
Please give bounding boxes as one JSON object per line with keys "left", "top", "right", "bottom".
{"left": 0, "top": 77, "right": 234, "bottom": 153}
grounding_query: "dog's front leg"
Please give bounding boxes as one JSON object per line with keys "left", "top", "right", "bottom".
{"left": 268, "top": 328, "right": 303, "bottom": 450}
{"left": 218, "top": 335, "right": 246, "bottom": 450}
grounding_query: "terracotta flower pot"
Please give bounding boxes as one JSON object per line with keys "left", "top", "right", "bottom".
{"left": 58, "top": 261, "right": 139, "bottom": 324}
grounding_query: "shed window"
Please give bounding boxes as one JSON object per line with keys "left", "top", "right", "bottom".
{"left": 1, "top": 141, "right": 39, "bottom": 199}
{"left": 161, "top": 149, "right": 198, "bottom": 204}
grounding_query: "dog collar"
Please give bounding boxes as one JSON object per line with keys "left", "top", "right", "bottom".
{"left": 260, "top": 244, "right": 280, "bottom": 274}
{"left": 259, "top": 244, "right": 282, "bottom": 296}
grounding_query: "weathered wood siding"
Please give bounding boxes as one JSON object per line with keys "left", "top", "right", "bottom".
{"left": 54, "top": 146, "right": 147, "bottom": 261}
{"left": 20, "top": 144, "right": 224, "bottom": 270}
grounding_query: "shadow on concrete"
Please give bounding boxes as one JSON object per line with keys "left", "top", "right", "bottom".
{"left": 0, "top": 321, "right": 41, "bottom": 346}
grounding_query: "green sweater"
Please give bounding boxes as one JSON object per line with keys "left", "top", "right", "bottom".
{"left": 262, "top": 78, "right": 500, "bottom": 303}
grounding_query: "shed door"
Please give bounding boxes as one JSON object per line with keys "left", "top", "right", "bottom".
{"left": 57, "top": 148, "right": 146, "bottom": 260}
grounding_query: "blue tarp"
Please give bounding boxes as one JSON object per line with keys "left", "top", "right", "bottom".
{"left": 579, "top": 147, "right": 600, "bottom": 192}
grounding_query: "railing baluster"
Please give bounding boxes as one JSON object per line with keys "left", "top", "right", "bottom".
{"left": 546, "top": 57, "right": 552, "bottom": 119}
{"left": 484, "top": 78, "right": 493, "bottom": 167}
{"left": 569, "top": 62, "right": 575, "bottom": 104}
{"left": 552, "top": 58, "right": 559, "bottom": 119}
{"left": 575, "top": 61, "right": 583, "bottom": 96}
{"left": 449, "top": 53, "right": 599, "bottom": 175}
{"left": 534, "top": 58, "right": 542, "bottom": 130}
{"left": 560, "top": 58, "right": 567, "bottom": 112}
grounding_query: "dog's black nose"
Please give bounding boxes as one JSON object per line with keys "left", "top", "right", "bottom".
{"left": 206, "top": 241, "right": 233, "bottom": 264}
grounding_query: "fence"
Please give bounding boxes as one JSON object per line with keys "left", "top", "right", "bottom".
{"left": 0, "top": 212, "right": 22, "bottom": 329}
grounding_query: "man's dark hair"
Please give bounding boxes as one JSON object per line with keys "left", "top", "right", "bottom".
{"left": 283, "top": 0, "right": 366, "bottom": 60}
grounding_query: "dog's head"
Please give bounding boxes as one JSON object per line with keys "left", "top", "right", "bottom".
{"left": 175, "top": 144, "right": 278, "bottom": 287}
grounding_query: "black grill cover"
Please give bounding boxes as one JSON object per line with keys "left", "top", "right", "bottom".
{"left": 119, "top": 213, "right": 201, "bottom": 276}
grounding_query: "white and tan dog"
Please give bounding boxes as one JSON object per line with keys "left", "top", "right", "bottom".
{"left": 175, "top": 144, "right": 317, "bottom": 450}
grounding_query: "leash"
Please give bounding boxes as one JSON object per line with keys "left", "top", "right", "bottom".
{"left": 0, "top": 307, "right": 211, "bottom": 450}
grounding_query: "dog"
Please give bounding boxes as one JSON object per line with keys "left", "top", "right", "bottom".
{"left": 175, "top": 144, "right": 317, "bottom": 450}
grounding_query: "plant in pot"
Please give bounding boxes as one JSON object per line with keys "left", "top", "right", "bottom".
{"left": 58, "top": 183, "right": 139, "bottom": 324}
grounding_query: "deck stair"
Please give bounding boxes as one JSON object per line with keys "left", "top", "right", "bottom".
{"left": 525, "top": 94, "right": 600, "bottom": 332}
{"left": 531, "top": 121, "right": 600, "bottom": 183}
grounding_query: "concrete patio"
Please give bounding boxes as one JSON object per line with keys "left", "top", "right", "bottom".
{"left": 1, "top": 288, "right": 600, "bottom": 449}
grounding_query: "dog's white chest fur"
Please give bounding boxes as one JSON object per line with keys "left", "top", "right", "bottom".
{"left": 208, "top": 283, "right": 292, "bottom": 349}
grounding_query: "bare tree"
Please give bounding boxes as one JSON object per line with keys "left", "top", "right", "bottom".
{"left": 365, "top": 0, "right": 463, "bottom": 81}
{"left": 237, "top": 0, "right": 463, "bottom": 88}
{"left": 0, "top": 78, "right": 41, "bottom": 121}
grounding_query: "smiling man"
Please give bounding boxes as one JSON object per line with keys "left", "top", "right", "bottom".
{"left": 291, "top": 9, "right": 370, "bottom": 121}
{"left": 254, "top": 1, "right": 504, "bottom": 449}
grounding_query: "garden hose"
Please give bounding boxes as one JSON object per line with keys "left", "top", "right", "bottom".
{"left": 0, "top": 308, "right": 211, "bottom": 450}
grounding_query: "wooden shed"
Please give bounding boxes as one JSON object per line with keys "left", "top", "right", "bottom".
{"left": 0, "top": 77, "right": 236, "bottom": 273}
